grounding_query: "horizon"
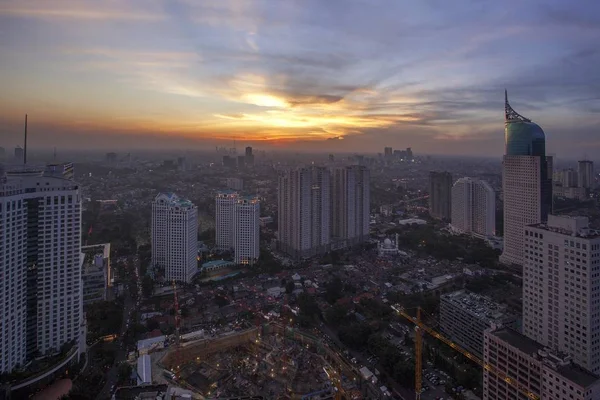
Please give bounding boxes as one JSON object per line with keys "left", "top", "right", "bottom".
{"left": 1, "top": 0, "right": 599, "bottom": 157}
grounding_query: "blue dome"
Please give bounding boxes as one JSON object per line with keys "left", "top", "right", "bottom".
{"left": 505, "top": 121, "right": 546, "bottom": 156}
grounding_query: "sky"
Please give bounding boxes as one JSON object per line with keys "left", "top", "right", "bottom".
{"left": 0, "top": 0, "right": 599, "bottom": 157}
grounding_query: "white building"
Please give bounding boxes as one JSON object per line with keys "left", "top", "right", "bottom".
{"left": 233, "top": 196, "right": 260, "bottom": 265}
{"left": 331, "top": 165, "right": 370, "bottom": 246}
{"left": 278, "top": 167, "right": 331, "bottom": 259}
{"left": 152, "top": 193, "right": 198, "bottom": 283}
{"left": 0, "top": 167, "right": 84, "bottom": 373}
{"left": 483, "top": 327, "right": 600, "bottom": 400}
{"left": 499, "top": 92, "right": 552, "bottom": 266}
{"left": 451, "top": 177, "right": 495, "bottom": 238}
{"left": 523, "top": 215, "right": 600, "bottom": 374}
{"left": 215, "top": 190, "right": 238, "bottom": 251}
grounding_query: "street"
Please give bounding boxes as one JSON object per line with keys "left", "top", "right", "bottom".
{"left": 96, "top": 258, "right": 141, "bottom": 400}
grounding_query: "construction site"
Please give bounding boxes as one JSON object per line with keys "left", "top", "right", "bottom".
{"left": 157, "top": 323, "right": 367, "bottom": 399}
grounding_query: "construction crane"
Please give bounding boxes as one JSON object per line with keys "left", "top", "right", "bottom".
{"left": 392, "top": 305, "right": 540, "bottom": 400}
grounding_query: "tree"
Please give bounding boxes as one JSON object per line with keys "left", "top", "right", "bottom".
{"left": 141, "top": 275, "right": 154, "bottom": 298}
{"left": 285, "top": 281, "right": 295, "bottom": 294}
{"left": 117, "top": 362, "right": 132, "bottom": 383}
{"left": 325, "top": 277, "right": 344, "bottom": 304}
{"left": 325, "top": 304, "right": 348, "bottom": 325}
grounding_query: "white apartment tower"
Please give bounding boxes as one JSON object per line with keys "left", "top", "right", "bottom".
{"left": 152, "top": 193, "right": 198, "bottom": 283}
{"left": 233, "top": 196, "right": 260, "bottom": 265}
{"left": 278, "top": 167, "right": 331, "bottom": 259}
{"left": 500, "top": 91, "right": 552, "bottom": 266}
{"left": 331, "top": 165, "right": 370, "bottom": 245}
{"left": 523, "top": 215, "right": 600, "bottom": 374}
{"left": 578, "top": 160, "right": 594, "bottom": 190}
{"left": 451, "top": 177, "right": 495, "bottom": 237}
{"left": 0, "top": 168, "right": 84, "bottom": 373}
{"left": 215, "top": 190, "right": 238, "bottom": 251}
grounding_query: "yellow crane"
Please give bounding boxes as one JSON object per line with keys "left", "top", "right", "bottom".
{"left": 392, "top": 305, "right": 540, "bottom": 400}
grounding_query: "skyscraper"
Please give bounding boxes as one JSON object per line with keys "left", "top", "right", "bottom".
{"left": 1, "top": 167, "right": 84, "bottom": 373}
{"left": 578, "top": 160, "right": 594, "bottom": 190}
{"left": 331, "top": 165, "right": 370, "bottom": 246}
{"left": 450, "top": 177, "right": 495, "bottom": 237}
{"left": 245, "top": 146, "right": 254, "bottom": 166}
{"left": 522, "top": 215, "right": 600, "bottom": 373}
{"left": 151, "top": 193, "right": 198, "bottom": 283}
{"left": 233, "top": 196, "right": 260, "bottom": 265}
{"left": 384, "top": 147, "right": 393, "bottom": 159}
{"left": 278, "top": 167, "right": 331, "bottom": 259}
{"left": 428, "top": 171, "right": 453, "bottom": 220}
{"left": 499, "top": 91, "right": 552, "bottom": 266}
{"left": 14, "top": 146, "right": 24, "bottom": 163}
{"left": 216, "top": 190, "right": 238, "bottom": 251}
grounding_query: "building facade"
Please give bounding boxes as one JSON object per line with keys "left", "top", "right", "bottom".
{"left": 523, "top": 215, "right": 600, "bottom": 374}
{"left": 277, "top": 167, "right": 331, "bottom": 259}
{"left": 331, "top": 165, "right": 370, "bottom": 246}
{"left": 1, "top": 168, "right": 84, "bottom": 372}
{"left": 215, "top": 190, "right": 238, "bottom": 251}
{"left": 81, "top": 243, "right": 111, "bottom": 306}
{"left": 151, "top": 193, "right": 198, "bottom": 283}
{"left": 500, "top": 91, "right": 552, "bottom": 266}
{"left": 451, "top": 177, "right": 496, "bottom": 237}
{"left": 483, "top": 328, "right": 600, "bottom": 400}
{"left": 440, "top": 290, "right": 516, "bottom": 360}
{"left": 233, "top": 196, "right": 260, "bottom": 265}
{"left": 428, "top": 171, "right": 452, "bottom": 220}
{"left": 226, "top": 177, "right": 243, "bottom": 191}
{"left": 578, "top": 160, "right": 594, "bottom": 190}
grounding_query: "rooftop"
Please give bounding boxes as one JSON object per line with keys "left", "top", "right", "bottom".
{"left": 155, "top": 192, "right": 195, "bottom": 208}
{"left": 528, "top": 215, "right": 600, "bottom": 239}
{"left": 490, "top": 328, "right": 600, "bottom": 388}
{"left": 442, "top": 290, "right": 513, "bottom": 324}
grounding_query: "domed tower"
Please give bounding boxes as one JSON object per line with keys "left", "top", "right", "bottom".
{"left": 500, "top": 91, "right": 552, "bottom": 267}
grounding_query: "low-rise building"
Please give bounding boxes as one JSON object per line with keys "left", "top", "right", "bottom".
{"left": 81, "top": 243, "right": 111, "bottom": 306}
{"left": 440, "top": 290, "right": 516, "bottom": 359}
{"left": 483, "top": 327, "right": 600, "bottom": 400}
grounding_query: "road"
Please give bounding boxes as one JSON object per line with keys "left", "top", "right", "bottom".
{"left": 96, "top": 258, "right": 141, "bottom": 400}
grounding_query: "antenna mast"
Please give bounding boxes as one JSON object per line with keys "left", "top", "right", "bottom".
{"left": 24, "top": 114, "right": 28, "bottom": 164}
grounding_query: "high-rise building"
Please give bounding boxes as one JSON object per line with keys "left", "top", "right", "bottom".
{"left": 233, "top": 196, "right": 260, "bottom": 265}
{"left": 151, "top": 193, "right": 198, "bottom": 283}
{"left": 215, "top": 190, "right": 238, "bottom": 251}
{"left": 222, "top": 155, "right": 236, "bottom": 169}
{"left": 14, "top": 146, "right": 24, "bottom": 163}
{"left": 428, "top": 171, "right": 452, "bottom": 220}
{"left": 522, "top": 215, "right": 600, "bottom": 373}
{"left": 406, "top": 147, "right": 413, "bottom": 160}
{"left": 105, "top": 152, "right": 117, "bottom": 163}
{"left": 278, "top": 167, "right": 331, "bottom": 259}
{"left": 500, "top": 91, "right": 552, "bottom": 266}
{"left": 384, "top": 147, "right": 393, "bottom": 158}
{"left": 0, "top": 167, "right": 84, "bottom": 373}
{"left": 331, "top": 165, "right": 370, "bottom": 246}
{"left": 81, "top": 243, "right": 111, "bottom": 306}
{"left": 578, "top": 160, "right": 594, "bottom": 190}
{"left": 245, "top": 146, "right": 254, "bottom": 166}
{"left": 451, "top": 177, "right": 495, "bottom": 237}
{"left": 483, "top": 327, "right": 600, "bottom": 400}
{"left": 560, "top": 168, "right": 579, "bottom": 188}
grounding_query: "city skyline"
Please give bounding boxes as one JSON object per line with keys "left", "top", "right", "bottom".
{"left": 1, "top": 0, "right": 599, "bottom": 156}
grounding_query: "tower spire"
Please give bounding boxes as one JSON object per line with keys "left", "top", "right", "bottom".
{"left": 504, "top": 90, "right": 531, "bottom": 123}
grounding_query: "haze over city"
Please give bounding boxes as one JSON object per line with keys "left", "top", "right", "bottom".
{"left": 1, "top": 0, "right": 599, "bottom": 156}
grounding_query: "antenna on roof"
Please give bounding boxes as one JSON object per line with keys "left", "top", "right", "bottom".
{"left": 23, "top": 114, "right": 28, "bottom": 165}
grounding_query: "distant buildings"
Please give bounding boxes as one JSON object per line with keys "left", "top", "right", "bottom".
{"left": 233, "top": 196, "right": 260, "bottom": 265}
{"left": 500, "top": 91, "right": 552, "bottom": 266}
{"left": 278, "top": 166, "right": 331, "bottom": 259}
{"left": 383, "top": 147, "right": 413, "bottom": 161}
{"left": 245, "top": 146, "right": 254, "bottom": 166}
{"left": 81, "top": 243, "right": 111, "bottom": 306}
{"left": 440, "top": 290, "right": 516, "bottom": 360}
{"left": 151, "top": 193, "right": 198, "bottom": 283}
{"left": 428, "top": 171, "right": 452, "bottom": 220}
{"left": 226, "top": 177, "right": 243, "bottom": 191}
{"left": 483, "top": 327, "right": 600, "bottom": 400}
{"left": 523, "top": 215, "right": 600, "bottom": 374}
{"left": 0, "top": 167, "right": 84, "bottom": 373}
{"left": 450, "top": 177, "right": 495, "bottom": 237}
{"left": 215, "top": 190, "right": 238, "bottom": 251}
{"left": 384, "top": 147, "right": 393, "bottom": 159}
{"left": 578, "top": 160, "right": 594, "bottom": 190}
{"left": 331, "top": 165, "right": 370, "bottom": 246}
{"left": 105, "top": 152, "right": 117, "bottom": 163}
{"left": 14, "top": 146, "right": 24, "bottom": 163}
